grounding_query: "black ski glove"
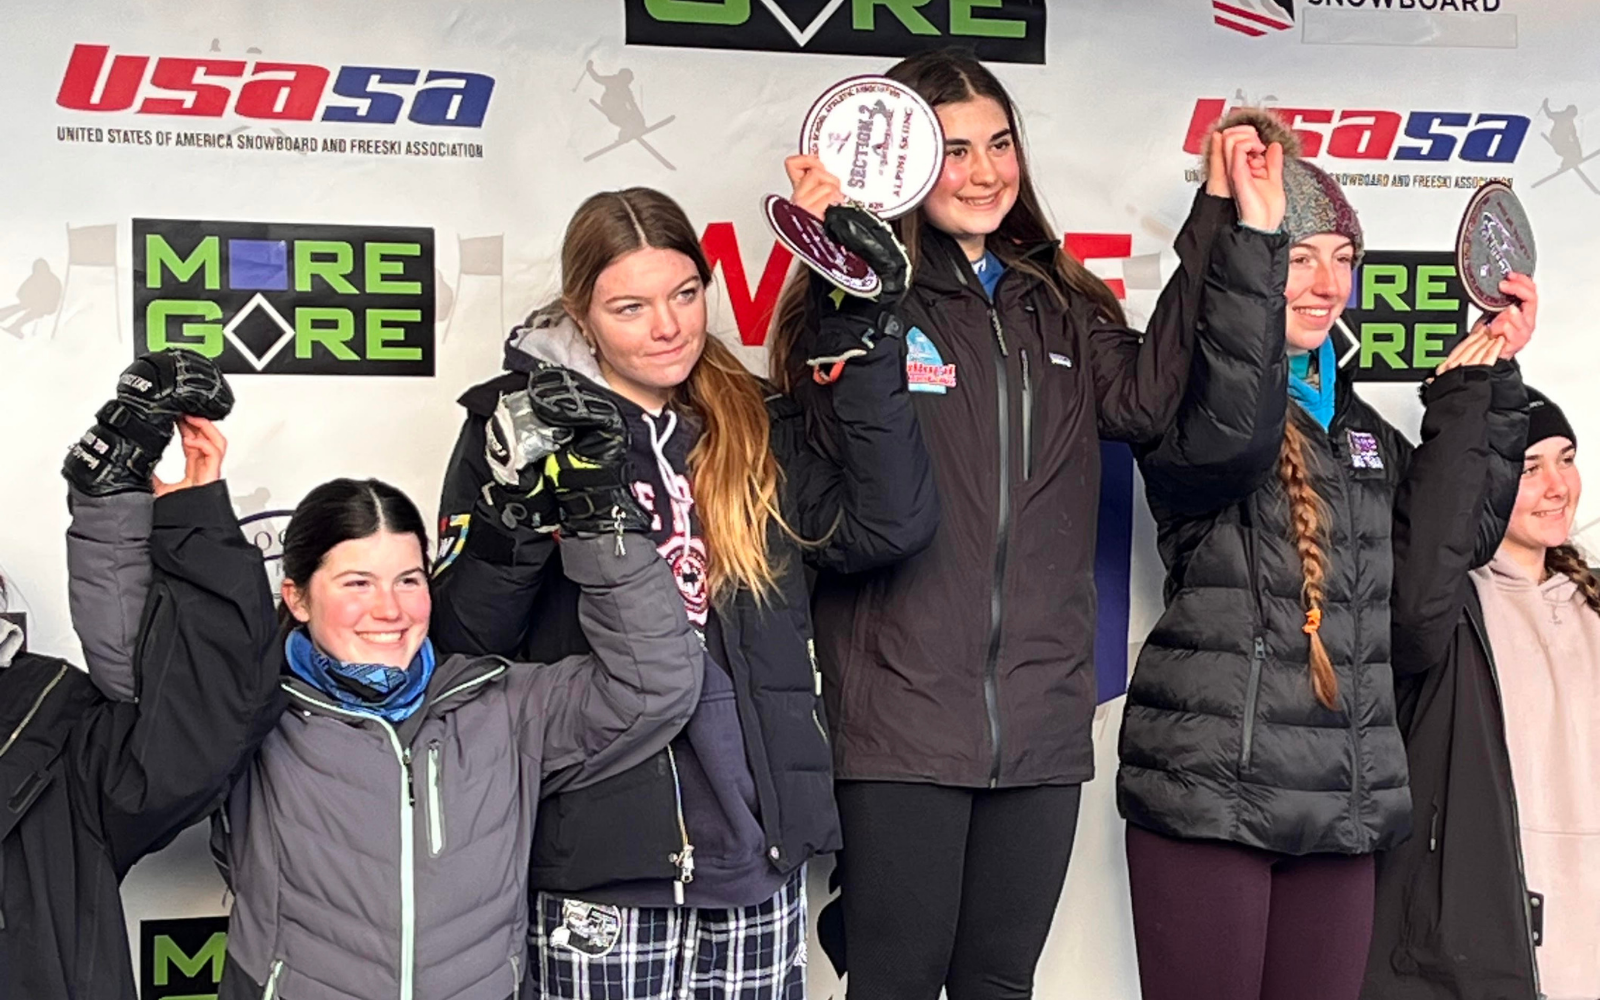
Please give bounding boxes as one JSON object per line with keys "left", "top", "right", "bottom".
{"left": 526, "top": 365, "right": 651, "bottom": 542}
{"left": 63, "top": 349, "right": 234, "bottom": 496}
{"left": 806, "top": 205, "right": 912, "bottom": 384}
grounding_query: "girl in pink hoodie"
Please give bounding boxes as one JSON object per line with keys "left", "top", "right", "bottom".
{"left": 1473, "top": 388, "right": 1600, "bottom": 1000}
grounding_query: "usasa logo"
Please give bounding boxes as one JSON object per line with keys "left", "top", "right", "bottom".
{"left": 57, "top": 44, "right": 494, "bottom": 127}
{"left": 1182, "top": 99, "right": 1531, "bottom": 163}
{"left": 133, "top": 219, "right": 436, "bottom": 376}
{"left": 625, "top": 0, "right": 1047, "bottom": 65}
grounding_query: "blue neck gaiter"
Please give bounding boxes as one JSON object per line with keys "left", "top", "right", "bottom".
{"left": 1288, "top": 337, "right": 1338, "bottom": 431}
{"left": 284, "top": 629, "right": 435, "bottom": 723}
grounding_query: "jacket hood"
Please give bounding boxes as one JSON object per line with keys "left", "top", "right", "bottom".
{"left": 504, "top": 306, "right": 603, "bottom": 381}
{"left": 1484, "top": 549, "right": 1582, "bottom": 601}
{"left": 0, "top": 617, "right": 21, "bottom": 669}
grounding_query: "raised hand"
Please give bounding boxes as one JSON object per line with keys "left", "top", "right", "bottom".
{"left": 1473, "top": 272, "right": 1538, "bottom": 359}
{"left": 152, "top": 416, "right": 227, "bottom": 497}
{"left": 785, "top": 153, "right": 845, "bottom": 219}
{"left": 1207, "top": 124, "right": 1286, "bottom": 233}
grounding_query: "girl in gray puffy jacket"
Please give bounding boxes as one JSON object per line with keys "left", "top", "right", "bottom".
{"left": 71, "top": 367, "right": 704, "bottom": 1000}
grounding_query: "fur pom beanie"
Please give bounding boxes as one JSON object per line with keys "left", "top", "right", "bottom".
{"left": 1205, "top": 107, "right": 1364, "bottom": 260}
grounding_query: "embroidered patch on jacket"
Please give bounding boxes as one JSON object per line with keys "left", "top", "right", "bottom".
{"left": 550, "top": 899, "right": 623, "bottom": 957}
{"left": 1048, "top": 352, "right": 1073, "bottom": 368}
{"left": 1347, "top": 430, "right": 1384, "bottom": 470}
{"left": 905, "top": 326, "right": 957, "bottom": 394}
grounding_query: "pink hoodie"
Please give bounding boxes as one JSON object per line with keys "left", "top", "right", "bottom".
{"left": 1473, "top": 552, "right": 1600, "bottom": 1000}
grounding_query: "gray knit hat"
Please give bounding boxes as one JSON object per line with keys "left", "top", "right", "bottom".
{"left": 1204, "top": 108, "right": 1364, "bottom": 260}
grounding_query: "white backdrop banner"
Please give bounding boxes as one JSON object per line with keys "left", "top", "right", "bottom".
{"left": 3, "top": 2, "right": 1597, "bottom": 997}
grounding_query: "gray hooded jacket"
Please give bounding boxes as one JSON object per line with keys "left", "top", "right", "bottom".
{"left": 70, "top": 492, "right": 703, "bottom": 1000}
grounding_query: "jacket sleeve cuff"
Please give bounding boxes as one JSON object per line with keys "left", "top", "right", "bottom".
{"left": 152, "top": 479, "right": 237, "bottom": 528}
{"left": 67, "top": 487, "right": 154, "bottom": 542}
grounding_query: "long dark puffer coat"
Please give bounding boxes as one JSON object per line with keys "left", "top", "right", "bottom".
{"left": 1118, "top": 211, "right": 1522, "bottom": 855}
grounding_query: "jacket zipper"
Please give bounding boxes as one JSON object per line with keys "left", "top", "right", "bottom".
{"left": 984, "top": 304, "right": 1011, "bottom": 788}
{"left": 1239, "top": 636, "right": 1265, "bottom": 772}
{"left": 426, "top": 740, "right": 445, "bottom": 857}
{"left": 807, "top": 639, "right": 828, "bottom": 745}
{"left": 260, "top": 959, "right": 285, "bottom": 1000}
{"left": 283, "top": 685, "right": 417, "bottom": 1000}
{"left": 0, "top": 663, "right": 69, "bottom": 760}
{"left": 664, "top": 744, "right": 695, "bottom": 903}
{"left": 1467, "top": 611, "right": 1542, "bottom": 998}
{"left": 510, "top": 953, "right": 522, "bottom": 1000}
{"left": 1020, "top": 348, "right": 1034, "bottom": 480}
{"left": 1334, "top": 458, "right": 1364, "bottom": 849}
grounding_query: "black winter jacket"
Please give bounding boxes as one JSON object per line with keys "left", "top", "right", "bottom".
{"left": 799, "top": 191, "right": 1232, "bottom": 790}
{"left": 1118, "top": 208, "right": 1525, "bottom": 857}
{"left": 430, "top": 318, "right": 938, "bottom": 897}
{"left": 1363, "top": 367, "right": 1538, "bottom": 999}
{"left": 0, "top": 484, "right": 284, "bottom": 1000}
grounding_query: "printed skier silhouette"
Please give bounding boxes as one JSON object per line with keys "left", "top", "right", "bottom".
{"left": 0, "top": 259, "right": 63, "bottom": 338}
{"left": 1534, "top": 99, "right": 1600, "bottom": 194}
{"left": 581, "top": 60, "right": 676, "bottom": 171}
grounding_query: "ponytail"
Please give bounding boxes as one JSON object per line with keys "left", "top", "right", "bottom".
{"left": 1545, "top": 544, "right": 1600, "bottom": 615}
{"left": 1278, "top": 419, "right": 1340, "bottom": 711}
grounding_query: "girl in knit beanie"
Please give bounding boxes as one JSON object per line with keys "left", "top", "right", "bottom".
{"left": 1119, "top": 109, "right": 1538, "bottom": 1000}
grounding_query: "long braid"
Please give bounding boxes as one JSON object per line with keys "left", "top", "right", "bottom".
{"left": 1278, "top": 419, "right": 1340, "bottom": 710}
{"left": 1545, "top": 544, "right": 1600, "bottom": 615}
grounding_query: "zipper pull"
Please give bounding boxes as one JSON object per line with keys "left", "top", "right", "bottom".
{"left": 1253, "top": 637, "right": 1266, "bottom": 660}
{"left": 669, "top": 844, "right": 696, "bottom": 903}
{"left": 808, "top": 639, "right": 821, "bottom": 697}
{"left": 1021, "top": 349, "right": 1031, "bottom": 394}
{"left": 403, "top": 747, "right": 415, "bottom": 806}
{"left": 989, "top": 308, "right": 1008, "bottom": 357}
{"left": 613, "top": 506, "right": 626, "bottom": 557}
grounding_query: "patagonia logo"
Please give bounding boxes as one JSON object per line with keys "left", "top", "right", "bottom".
{"left": 905, "top": 326, "right": 957, "bottom": 394}
{"left": 1347, "top": 430, "right": 1384, "bottom": 470}
{"left": 1048, "top": 352, "right": 1073, "bottom": 368}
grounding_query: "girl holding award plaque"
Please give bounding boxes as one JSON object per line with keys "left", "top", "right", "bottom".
{"left": 770, "top": 50, "right": 1262, "bottom": 998}
{"left": 1119, "top": 109, "right": 1538, "bottom": 1000}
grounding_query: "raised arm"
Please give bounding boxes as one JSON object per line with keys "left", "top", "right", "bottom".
{"left": 1090, "top": 188, "right": 1234, "bottom": 444}
{"left": 61, "top": 352, "right": 281, "bottom": 872}
{"left": 774, "top": 206, "right": 938, "bottom": 572}
{"left": 1137, "top": 126, "right": 1293, "bottom": 515}
{"left": 1392, "top": 346, "right": 1528, "bottom": 677}
{"left": 496, "top": 367, "right": 702, "bottom": 789}
{"left": 429, "top": 386, "right": 561, "bottom": 656}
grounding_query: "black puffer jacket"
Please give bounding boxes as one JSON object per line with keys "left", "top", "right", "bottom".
{"left": 799, "top": 191, "right": 1232, "bottom": 790}
{"left": 1363, "top": 367, "right": 1537, "bottom": 999}
{"left": 430, "top": 316, "right": 938, "bottom": 896}
{"left": 1118, "top": 214, "right": 1523, "bottom": 854}
{"left": 0, "top": 484, "right": 284, "bottom": 1000}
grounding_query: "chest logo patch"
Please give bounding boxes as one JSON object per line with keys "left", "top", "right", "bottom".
{"left": 1346, "top": 430, "right": 1384, "bottom": 470}
{"left": 1048, "top": 352, "right": 1073, "bottom": 368}
{"left": 906, "top": 326, "right": 957, "bottom": 394}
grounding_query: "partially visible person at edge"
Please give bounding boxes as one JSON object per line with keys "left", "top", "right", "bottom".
{"left": 430, "top": 187, "right": 936, "bottom": 996}
{"left": 1366, "top": 387, "right": 1596, "bottom": 1000}
{"left": 2, "top": 349, "right": 282, "bottom": 1000}
{"left": 69, "top": 357, "right": 706, "bottom": 999}
{"left": 767, "top": 49, "right": 1238, "bottom": 998}
{"left": 1117, "top": 106, "right": 1537, "bottom": 1000}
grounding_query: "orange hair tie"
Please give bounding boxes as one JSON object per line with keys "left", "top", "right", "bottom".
{"left": 1303, "top": 608, "right": 1323, "bottom": 635}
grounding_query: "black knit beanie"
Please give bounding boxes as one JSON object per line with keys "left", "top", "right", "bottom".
{"left": 1526, "top": 387, "right": 1577, "bottom": 448}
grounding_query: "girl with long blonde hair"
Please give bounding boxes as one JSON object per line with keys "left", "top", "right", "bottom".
{"left": 431, "top": 187, "right": 936, "bottom": 997}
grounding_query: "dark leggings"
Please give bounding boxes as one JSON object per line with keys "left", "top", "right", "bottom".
{"left": 1125, "top": 823, "right": 1377, "bottom": 1000}
{"left": 835, "top": 781, "right": 1082, "bottom": 1000}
